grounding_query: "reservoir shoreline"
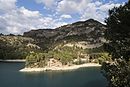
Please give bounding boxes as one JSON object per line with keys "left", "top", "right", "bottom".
{"left": 20, "top": 63, "right": 101, "bottom": 72}
{"left": 0, "top": 59, "right": 25, "bottom": 63}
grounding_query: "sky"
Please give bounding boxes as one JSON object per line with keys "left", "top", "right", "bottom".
{"left": 0, "top": 0, "right": 128, "bottom": 34}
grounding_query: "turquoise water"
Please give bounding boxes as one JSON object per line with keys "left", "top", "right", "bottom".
{"left": 0, "top": 63, "right": 108, "bottom": 87}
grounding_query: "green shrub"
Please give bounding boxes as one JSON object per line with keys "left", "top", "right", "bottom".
{"left": 25, "top": 52, "right": 46, "bottom": 67}
{"left": 97, "top": 53, "right": 112, "bottom": 64}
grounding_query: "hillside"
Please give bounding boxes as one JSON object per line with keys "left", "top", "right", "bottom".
{"left": 0, "top": 35, "right": 41, "bottom": 59}
{"left": 23, "top": 19, "right": 107, "bottom": 50}
{"left": 0, "top": 19, "right": 110, "bottom": 68}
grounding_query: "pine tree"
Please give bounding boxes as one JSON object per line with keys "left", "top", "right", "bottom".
{"left": 102, "top": 1, "right": 130, "bottom": 87}
{"left": 105, "top": 1, "right": 130, "bottom": 61}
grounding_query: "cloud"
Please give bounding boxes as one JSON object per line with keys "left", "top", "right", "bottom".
{"left": 80, "top": 1, "right": 121, "bottom": 23}
{"left": 35, "top": 0, "right": 58, "bottom": 8}
{"left": 0, "top": 5, "right": 66, "bottom": 34}
{"left": 61, "top": 14, "right": 72, "bottom": 19}
{"left": 19, "top": 7, "right": 41, "bottom": 17}
{"left": 56, "top": 0, "right": 121, "bottom": 23}
{"left": 57, "top": 0, "right": 92, "bottom": 14}
{"left": 99, "top": 3, "right": 120, "bottom": 12}
{"left": 0, "top": 0, "right": 17, "bottom": 13}
{"left": 0, "top": 0, "right": 125, "bottom": 34}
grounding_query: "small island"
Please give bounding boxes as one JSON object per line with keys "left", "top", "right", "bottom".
{"left": 19, "top": 42, "right": 107, "bottom": 72}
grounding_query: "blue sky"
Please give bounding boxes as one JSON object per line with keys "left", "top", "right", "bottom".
{"left": 0, "top": 0, "right": 128, "bottom": 34}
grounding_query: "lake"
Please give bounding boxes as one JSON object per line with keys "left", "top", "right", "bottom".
{"left": 0, "top": 62, "right": 108, "bottom": 87}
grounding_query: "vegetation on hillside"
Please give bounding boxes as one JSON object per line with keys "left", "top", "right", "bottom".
{"left": 0, "top": 36, "right": 41, "bottom": 59}
{"left": 25, "top": 41, "right": 112, "bottom": 67}
{"left": 26, "top": 52, "right": 46, "bottom": 68}
{"left": 25, "top": 45, "right": 86, "bottom": 67}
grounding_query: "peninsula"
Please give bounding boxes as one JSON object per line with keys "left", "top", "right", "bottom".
{"left": 0, "top": 19, "right": 111, "bottom": 72}
{"left": 20, "top": 63, "right": 101, "bottom": 72}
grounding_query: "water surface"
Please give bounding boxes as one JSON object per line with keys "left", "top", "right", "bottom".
{"left": 0, "top": 63, "right": 108, "bottom": 87}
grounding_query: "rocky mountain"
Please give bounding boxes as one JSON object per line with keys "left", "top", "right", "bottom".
{"left": 0, "top": 19, "right": 107, "bottom": 60}
{"left": 23, "top": 19, "right": 107, "bottom": 50}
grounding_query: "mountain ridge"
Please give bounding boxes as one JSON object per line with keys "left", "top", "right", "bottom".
{"left": 0, "top": 19, "right": 107, "bottom": 60}
{"left": 23, "top": 19, "right": 107, "bottom": 50}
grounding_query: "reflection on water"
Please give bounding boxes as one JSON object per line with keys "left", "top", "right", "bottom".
{"left": 0, "top": 63, "right": 108, "bottom": 87}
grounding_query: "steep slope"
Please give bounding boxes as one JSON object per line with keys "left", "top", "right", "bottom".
{"left": 23, "top": 19, "right": 107, "bottom": 50}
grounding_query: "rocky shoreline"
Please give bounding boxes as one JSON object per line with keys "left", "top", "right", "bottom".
{"left": 19, "top": 63, "right": 101, "bottom": 72}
